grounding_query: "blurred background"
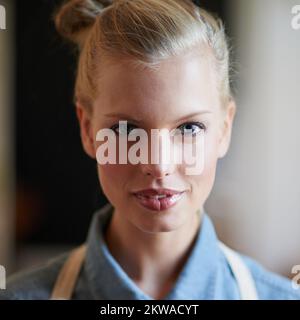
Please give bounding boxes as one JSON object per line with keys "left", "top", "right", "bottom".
{"left": 0, "top": 0, "right": 299, "bottom": 278}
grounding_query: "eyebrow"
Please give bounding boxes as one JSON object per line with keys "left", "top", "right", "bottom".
{"left": 104, "top": 110, "right": 213, "bottom": 124}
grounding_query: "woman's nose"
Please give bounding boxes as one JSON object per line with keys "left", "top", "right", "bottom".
{"left": 141, "top": 162, "right": 175, "bottom": 178}
{"left": 140, "top": 133, "right": 177, "bottom": 178}
{"left": 135, "top": 128, "right": 180, "bottom": 178}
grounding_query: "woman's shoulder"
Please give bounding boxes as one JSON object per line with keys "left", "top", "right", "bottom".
{"left": 237, "top": 252, "right": 300, "bottom": 300}
{"left": 0, "top": 251, "right": 70, "bottom": 300}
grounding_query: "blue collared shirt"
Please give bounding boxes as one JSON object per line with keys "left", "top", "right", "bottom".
{"left": 1, "top": 203, "right": 299, "bottom": 300}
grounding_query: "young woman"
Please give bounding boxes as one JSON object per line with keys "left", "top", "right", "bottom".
{"left": 1, "top": 0, "right": 299, "bottom": 300}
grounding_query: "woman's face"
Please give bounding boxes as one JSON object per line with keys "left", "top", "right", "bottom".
{"left": 77, "top": 48, "right": 236, "bottom": 233}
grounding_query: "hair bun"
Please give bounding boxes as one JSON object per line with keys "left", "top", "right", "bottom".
{"left": 54, "top": 0, "right": 113, "bottom": 47}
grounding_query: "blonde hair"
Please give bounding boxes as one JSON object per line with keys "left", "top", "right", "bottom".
{"left": 54, "top": 0, "right": 232, "bottom": 114}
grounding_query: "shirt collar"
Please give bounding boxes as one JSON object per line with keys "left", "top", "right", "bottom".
{"left": 84, "top": 202, "right": 221, "bottom": 300}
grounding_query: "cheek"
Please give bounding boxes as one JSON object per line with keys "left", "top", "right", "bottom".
{"left": 204, "top": 132, "right": 219, "bottom": 171}
{"left": 97, "top": 163, "right": 134, "bottom": 204}
{"left": 181, "top": 132, "right": 219, "bottom": 199}
{"left": 98, "top": 163, "right": 129, "bottom": 186}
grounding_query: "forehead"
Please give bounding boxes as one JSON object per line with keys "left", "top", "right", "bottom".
{"left": 94, "top": 48, "right": 220, "bottom": 117}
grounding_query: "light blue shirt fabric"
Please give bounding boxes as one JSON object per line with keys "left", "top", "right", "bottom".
{"left": 0, "top": 202, "right": 299, "bottom": 300}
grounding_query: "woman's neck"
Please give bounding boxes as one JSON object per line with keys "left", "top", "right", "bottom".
{"left": 104, "top": 208, "right": 202, "bottom": 298}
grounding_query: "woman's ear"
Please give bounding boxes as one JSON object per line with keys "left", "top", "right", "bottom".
{"left": 217, "top": 99, "right": 236, "bottom": 159}
{"left": 76, "top": 103, "right": 96, "bottom": 159}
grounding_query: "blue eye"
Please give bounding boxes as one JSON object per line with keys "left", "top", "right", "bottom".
{"left": 111, "top": 122, "right": 138, "bottom": 135}
{"left": 178, "top": 122, "right": 206, "bottom": 136}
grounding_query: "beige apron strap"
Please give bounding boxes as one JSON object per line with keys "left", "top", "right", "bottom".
{"left": 50, "top": 244, "right": 87, "bottom": 300}
{"left": 218, "top": 241, "right": 259, "bottom": 300}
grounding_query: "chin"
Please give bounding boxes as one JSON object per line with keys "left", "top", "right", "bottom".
{"left": 130, "top": 203, "right": 189, "bottom": 234}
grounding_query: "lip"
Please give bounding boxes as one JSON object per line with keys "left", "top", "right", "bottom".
{"left": 132, "top": 188, "right": 185, "bottom": 211}
{"left": 132, "top": 188, "right": 184, "bottom": 197}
